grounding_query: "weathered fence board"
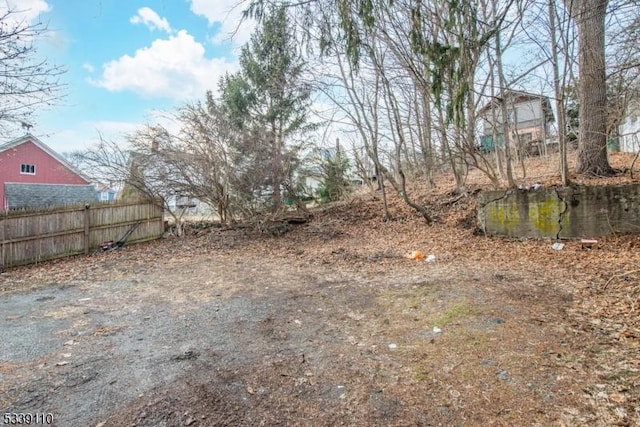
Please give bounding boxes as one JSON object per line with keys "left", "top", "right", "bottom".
{"left": 1, "top": 199, "right": 164, "bottom": 268}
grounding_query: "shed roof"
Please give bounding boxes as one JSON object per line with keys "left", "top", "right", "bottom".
{"left": 478, "top": 90, "right": 555, "bottom": 122}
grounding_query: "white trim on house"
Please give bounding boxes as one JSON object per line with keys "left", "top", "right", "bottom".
{"left": 20, "top": 163, "right": 36, "bottom": 175}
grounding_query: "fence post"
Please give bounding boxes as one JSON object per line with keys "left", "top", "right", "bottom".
{"left": 1, "top": 211, "right": 6, "bottom": 269}
{"left": 84, "top": 204, "right": 90, "bottom": 254}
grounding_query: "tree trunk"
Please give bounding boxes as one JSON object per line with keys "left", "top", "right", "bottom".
{"left": 571, "top": 0, "right": 614, "bottom": 175}
{"left": 549, "top": 0, "right": 570, "bottom": 186}
{"left": 271, "top": 128, "right": 283, "bottom": 213}
{"left": 494, "top": 29, "right": 517, "bottom": 188}
{"left": 420, "top": 93, "right": 436, "bottom": 188}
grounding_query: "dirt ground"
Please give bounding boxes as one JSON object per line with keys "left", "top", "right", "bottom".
{"left": 1, "top": 153, "right": 639, "bottom": 426}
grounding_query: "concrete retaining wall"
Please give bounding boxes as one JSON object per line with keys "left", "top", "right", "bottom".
{"left": 477, "top": 184, "right": 640, "bottom": 238}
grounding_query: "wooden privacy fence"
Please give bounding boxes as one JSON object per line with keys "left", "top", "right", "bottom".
{"left": 1, "top": 199, "right": 164, "bottom": 268}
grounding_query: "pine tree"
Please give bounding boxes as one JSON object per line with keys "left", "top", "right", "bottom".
{"left": 221, "top": 6, "right": 313, "bottom": 213}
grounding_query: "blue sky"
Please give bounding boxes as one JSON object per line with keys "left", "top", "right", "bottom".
{"left": 6, "top": 0, "right": 254, "bottom": 153}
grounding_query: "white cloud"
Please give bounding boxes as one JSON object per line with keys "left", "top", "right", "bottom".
{"left": 189, "top": 0, "right": 255, "bottom": 46}
{"left": 0, "top": 0, "right": 50, "bottom": 24}
{"left": 93, "top": 30, "right": 238, "bottom": 100}
{"left": 130, "top": 7, "right": 172, "bottom": 34}
{"left": 82, "top": 63, "right": 95, "bottom": 73}
{"left": 0, "top": 2, "right": 66, "bottom": 52}
{"left": 41, "top": 28, "right": 70, "bottom": 51}
{"left": 43, "top": 115, "right": 183, "bottom": 153}
{"left": 0, "top": 0, "right": 50, "bottom": 33}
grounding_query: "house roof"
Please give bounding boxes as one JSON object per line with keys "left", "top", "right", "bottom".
{"left": 4, "top": 183, "right": 97, "bottom": 210}
{"left": 478, "top": 90, "right": 555, "bottom": 122}
{"left": 95, "top": 183, "right": 120, "bottom": 193}
{"left": 0, "top": 133, "right": 90, "bottom": 183}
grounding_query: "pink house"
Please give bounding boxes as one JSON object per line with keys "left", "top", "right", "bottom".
{"left": 0, "top": 134, "right": 96, "bottom": 211}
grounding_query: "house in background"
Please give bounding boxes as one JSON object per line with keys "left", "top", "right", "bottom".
{"left": 478, "top": 90, "right": 555, "bottom": 154}
{"left": 302, "top": 146, "right": 339, "bottom": 194}
{"left": 0, "top": 133, "right": 97, "bottom": 210}
{"left": 96, "top": 183, "right": 119, "bottom": 202}
{"left": 619, "top": 99, "right": 640, "bottom": 153}
{"left": 301, "top": 140, "right": 365, "bottom": 197}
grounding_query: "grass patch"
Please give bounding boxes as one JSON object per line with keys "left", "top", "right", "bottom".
{"left": 433, "top": 300, "right": 475, "bottom": 326}
{"left": 410, "top": 354, "right": 435, "bottom": 382}
{"left": 606, "top": 370, "right": 638, "bottom": 382}
{"left": 376, "top": 286, "right": 440, "bottom": 314}
{"left": 459, "top": 329, "right": 490, "bottom": 348}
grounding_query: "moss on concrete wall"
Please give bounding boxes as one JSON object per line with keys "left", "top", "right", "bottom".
{"left": 478, "top": 184, "right": 640, "bottom": 238}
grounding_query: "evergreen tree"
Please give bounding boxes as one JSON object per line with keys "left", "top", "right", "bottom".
{"left": 317, "top": 151, "right": 350, "bottom": 203}
{"left": 221, "top": 6, "right": 313, "bottom": 213}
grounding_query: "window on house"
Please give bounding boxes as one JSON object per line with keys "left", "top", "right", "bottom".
{"left": 20, "top": 164, "right": 36, "bottom": 174}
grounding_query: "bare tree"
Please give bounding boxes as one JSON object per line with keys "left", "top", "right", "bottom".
{"left": 69, "top": 134, "right": 131, "bottom": 194}
{"left": 515, "top": 0, "right": 578, "bottom": 185}
{"left": 0, "top": 4, "right": 65, "bottom": 133}
{"left": 71, "top": 132, "right": 194, "bottom": 237}
{"left": 548, "top": 0, "right": 573, "bottom": 186}
{"left": 73, "top": 86, "right": 307, "bottom": 234}
{"left": 176, "top": 96, "right": 236, "bottom": 225}
{"left": 308, "top": 4, "right": 395, "bottom": 220}
{"left": 605, "top": 2, "right": 640, "bottom": 146}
